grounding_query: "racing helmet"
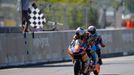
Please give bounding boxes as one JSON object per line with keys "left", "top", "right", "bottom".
{"left": 75, "top": 27, "right": 85, "bottom": 36}
{"left": 87, "top": 25, "right": 96, "bottom": 34}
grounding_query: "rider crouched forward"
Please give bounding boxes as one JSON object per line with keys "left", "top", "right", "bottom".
{"left": 87, "top": 25, "right": 105, "bottom": 65}
{"left": 71, "top": 27, "right": 98, "bottom": 72}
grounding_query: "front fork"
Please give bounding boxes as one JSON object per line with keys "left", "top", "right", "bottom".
{"left": 83, "top": 58, "right": 92, "bottom": 73}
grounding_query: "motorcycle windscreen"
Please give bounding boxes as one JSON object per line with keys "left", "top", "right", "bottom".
{"left": 71, "top": 40, "right": 82, "bottom": 53}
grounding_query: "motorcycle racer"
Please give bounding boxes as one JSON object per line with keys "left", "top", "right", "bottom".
{"left": 70, "top": 27, "right": 98, "bottom": 70}
{"left": 87, "top": 25, "right": 105, "bottom": 65}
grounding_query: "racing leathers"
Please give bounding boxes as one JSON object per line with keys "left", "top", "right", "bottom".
{"left": 71, "top": 33, "right": 98, "bottom": 67}
{"left": 87, "top": 32, "right": 105, "bottom": 65}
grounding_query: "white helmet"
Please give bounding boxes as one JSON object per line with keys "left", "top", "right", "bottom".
{"left": 88, "top": 25, "right": 96, "bottom": 34}
{"left": 76, "top": 27, "right": 85, "bottom": 36}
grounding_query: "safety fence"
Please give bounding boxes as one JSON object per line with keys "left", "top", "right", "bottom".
{"left": 0, "top": 29, "right": 134, "bottom": 68}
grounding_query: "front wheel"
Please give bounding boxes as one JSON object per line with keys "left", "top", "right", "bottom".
{"left": 74, "top": 60, "right": 81, "bottom": 75}
{"left": 83, "top": 72, "right": 90, "bottom": 75}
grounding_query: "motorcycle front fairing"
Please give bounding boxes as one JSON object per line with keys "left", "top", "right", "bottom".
{"left": 68, "top": 39, "right": 88, "bottom": 62}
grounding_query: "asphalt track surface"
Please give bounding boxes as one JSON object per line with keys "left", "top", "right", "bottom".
{"left": 0, "top": 55, "right": 134, "bottom": 75}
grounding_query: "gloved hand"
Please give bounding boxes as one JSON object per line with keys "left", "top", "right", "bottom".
{"left": 70, "top": 40, "right": 75, "bottom": 46}
{"left": 101, "top": 44, "right": 105, "bottom": 47}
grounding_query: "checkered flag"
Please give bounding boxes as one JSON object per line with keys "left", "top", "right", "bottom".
{"left": 28, "top": 3, "right": 46, "bottom": 29}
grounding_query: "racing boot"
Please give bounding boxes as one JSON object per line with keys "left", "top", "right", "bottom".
{"left": 98, "top": 58, "right": 103, "bottom": 65}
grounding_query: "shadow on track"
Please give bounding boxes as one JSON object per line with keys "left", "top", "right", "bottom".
{"left": 0, "top": 62, "right": 73, "bottom": 69}
{"left": 20, "top": 63, "right": 73, "bottom": 68}
{"left": 99, "top": 74, "right": 120, "bottom": 75}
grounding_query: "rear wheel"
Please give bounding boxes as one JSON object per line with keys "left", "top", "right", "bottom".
{"left": 93, "top": 64, "right": 100, "bottom": 75}
{"left": 93, "top": 70, "right": 98, "bottom": 75}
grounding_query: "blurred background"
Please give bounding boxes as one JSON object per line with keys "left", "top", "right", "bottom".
{"left": 0, "top": 0, "right": 134, "bottom": 31}
{"left": 0, "top": 0, "right": 21, "bottom": 27}
{"left": 36, "top": 0, "right": 134, "bottom": 30}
